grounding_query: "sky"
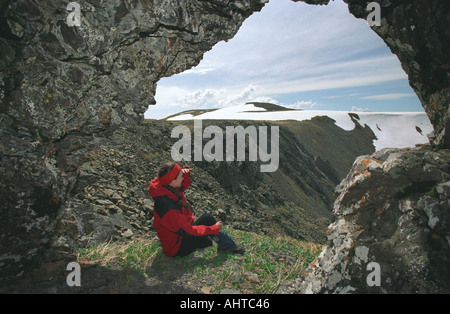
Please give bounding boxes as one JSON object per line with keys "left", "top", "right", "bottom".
{"left": 144, "top": 0, "right": 423, "bottom": 120}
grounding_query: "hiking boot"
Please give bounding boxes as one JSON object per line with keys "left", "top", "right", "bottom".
{"left": 218, "top": 245, "right": 245, "bottom": 255}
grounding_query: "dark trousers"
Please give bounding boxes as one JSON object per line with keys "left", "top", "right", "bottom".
{"left": 175, "top": 213, "right": 237, "bottom": 257}
{"left": 175, "top": 213, "right": 216, "bottom": 257}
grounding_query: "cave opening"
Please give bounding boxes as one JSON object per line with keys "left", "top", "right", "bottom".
{"left": 132, "top": 0, "right": 435, "bottom": 243}
{"left": 145, "top": 0, "right": 423, "bottom": 120}
{"left": 123, "top": 0, "right": 433, "bottom": 250}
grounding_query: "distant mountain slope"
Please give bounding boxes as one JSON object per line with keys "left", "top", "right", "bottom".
{"left": 244, "top": 102, "right": 295, "bottom": 112}
{"left": 163, "top": 102, "right": 292, "bottom": 120}
{"left": 165, "top": 103, "right": 433, "bottom": 151}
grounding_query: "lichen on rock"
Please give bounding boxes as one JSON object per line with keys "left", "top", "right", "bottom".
{"left": 299, "top": 146, "right": 450, "bottom": 293}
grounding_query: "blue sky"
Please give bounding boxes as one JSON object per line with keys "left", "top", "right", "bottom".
{"left": 145, "top": 0, "right": 423, "bottom": 120}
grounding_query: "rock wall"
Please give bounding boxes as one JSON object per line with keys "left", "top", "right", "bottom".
{"left": 344, "top": 0, "right": 450, "bottom": 148}
{"left": 299, "top": 146, "right": 450, "bottom": 293}
{"left": 298, "top": 0, "right": 450, "bottom": 294}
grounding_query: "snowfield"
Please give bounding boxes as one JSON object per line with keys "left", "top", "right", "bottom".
{"left": 167, "top": 104, "right": 433, "bottom": 151}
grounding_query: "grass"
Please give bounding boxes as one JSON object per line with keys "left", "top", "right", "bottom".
{"left": 77, "top": 227, "right": 323, "bottom": 294}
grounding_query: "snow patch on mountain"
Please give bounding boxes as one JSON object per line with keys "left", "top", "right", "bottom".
{"left": 166, "top": 104, "right": 433, "bottom": 151}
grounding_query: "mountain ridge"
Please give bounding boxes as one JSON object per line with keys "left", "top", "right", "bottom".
{"left": 163, "top": 103, "right": 433, "bottom": 151}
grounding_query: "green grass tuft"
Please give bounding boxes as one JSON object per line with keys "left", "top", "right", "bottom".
{"left": 77, "top": 227, "right": 322, "bottom": 294}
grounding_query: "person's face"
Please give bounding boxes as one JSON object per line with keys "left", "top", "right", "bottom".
{"left": 169, "top": 171, "right": 183, "bottom": 188}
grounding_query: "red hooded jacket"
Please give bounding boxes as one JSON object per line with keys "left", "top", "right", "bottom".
{"left": 148, "top": 172, "right": 220, "bottom": 257}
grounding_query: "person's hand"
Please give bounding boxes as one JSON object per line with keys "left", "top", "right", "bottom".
{"left": 181, "top": 166, "right": 191, "bottom": 175}
{"left": 216, "top": 221, "right": 223, "bottom": 231}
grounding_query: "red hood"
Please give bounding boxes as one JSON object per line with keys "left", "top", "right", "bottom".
{"left": 148, "top": 171, "right": 191, "bottom": 199}
{"left": 148, "top": 178, "right": 170, "bottom": 198}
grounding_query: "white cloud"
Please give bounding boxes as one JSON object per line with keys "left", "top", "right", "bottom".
{"left": 285, "top": 100, "right": 317, "bottom": 109}
{"left": 361, "top": 93, "right": 416, "bottom": 100}
{"left": 261, "top": 66, "right": 406, "bottom": 95}
{"left": 156, "top": 84, "right": 279, "bottom": 110}
{"left": 216, "top": 85, "right": 274, "bottom": 107}
{"left": 199, "top": 0, "right": 390, "bottom": 82}
{"left": 351, "top": 106, "right": 370, "bottom": 112}
{"left": 154, "top": 86, "right": 191, "bottom": 107}
{"left": 178, "top": 60, "right": 218, "bottom": 76}
{"left": 181, "top": 88, "right": 226, "bottom": 109}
